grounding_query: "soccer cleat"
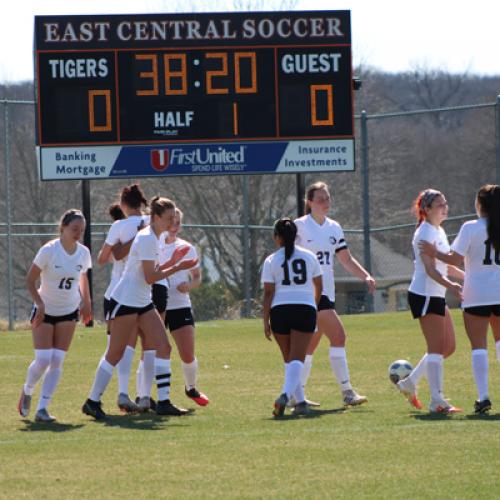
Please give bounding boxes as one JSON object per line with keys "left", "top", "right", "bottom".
{"left": 185, "top": 387, "right": 210, "bottom": 406}
{"left": 342, "top": 389, "right": 368, "bottom": 407}
{"left": 136, "top": 396, "right": 151, "bottom": 413}
{"left": 82, "top": 399, "right": 107, "bottom": 420}
{"left": 291, "top": 401, "right": 311, "bottom": 416}
{"left": 34, "top": 408, "right": 56, "bottom": 423}
{"left": 135, "top": 396, "right": 157, "bottom": 412}
{"left": 474, "top": 398, "right": 492, "bottom": 414}
{"left": 397, "top": 377, "right": 423, "bottom": 410}
{"left": 429, "top": 398, "right": 462, "bottom": 414}
{"left": 273, "top": 393, "right": 288, "bottom": 417}
{"left": 18, "top": 390, "right": 32, "bottom": 417}
{"left": 117, "top": 393, "right": 140, "bottom": 414}
{"left": 156, "top": 399, "right": 190, "bottom": 416}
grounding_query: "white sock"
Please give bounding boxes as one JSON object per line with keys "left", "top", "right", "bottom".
{"left": 37, "top": 349, "right": 66, "bottom": 411}
{"left": 283, "top": 360, "right": 303, "bottom": 399}
{"left": 181, "top": 358, "right": 198, "bottom": 390}
{"left": 408, "top": 353, "right": 428, "bottom": 386}
{"left": 141, "top": 350, "right": 156, "bottom": 399}
{"left": 294, "top": 381, "right": 306, "bottom": 404}
{"left": 136, "top": 360, "right": 144, "bottom": 398}
{"left": 426, "top": 353, "right": 444, "bottom": 401}
{"left": 301, "top": 355, "right": 313, "bottom": 387}
{"left": 89, "top": 359, "right": 114, "bottom": 402}
{"left": 496, "top": 341, "right": 500, "bottom": 363}
{"left": 24, "top": 349, "right": 53, "bottom": 396}
{"left": 472, "top": 349, "right": 489, "bottom": 401}
{"left": 154, "top": 357, "right": 171, "bottom": 401}
{"left": 329, "top": 347, "right": 352, "bottom": 391}
{"left": 117, "top": 346, "right": 135, "bottom": 395}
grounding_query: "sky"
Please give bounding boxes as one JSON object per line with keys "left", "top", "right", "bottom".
{"left": 0, "top": 0, "right": 498, "bottom": 82}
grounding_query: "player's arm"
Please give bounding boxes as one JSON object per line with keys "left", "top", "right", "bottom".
{"left": 419, "top": 240, "right": 464, "bottom": 267}
{"left": 111, "top": 238, "right": 134, "bottom": 261}
{"left": 336, "top": 248, "right": 376, "bottom": 293}
{"left": 262, "top": 282, "right": 275, "bottom": 341}
{"left": 142, "top": 258, "right": 199, "bottom": 285}
{"left": 313, "top": 275, "right": 323, "bottom": 305}
{"left": 97, "top": 243, "right": 113, "bottom": 265}
{"left": 79, "top": 272, "right": 92, "bottom": 324}
{"left": 420, "top": 253, "right": 462, "bottom": 300}
{"left": 177, "top": 267, "right": 201, "bottom": 294}
{"left": 448, "top": 265, "right": 464, "bottom": 280}
{"left": 26, "top": 263, "right": 44, "bottom": 327}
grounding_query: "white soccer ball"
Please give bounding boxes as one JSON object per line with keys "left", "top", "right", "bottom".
{"left": 388, "top": 359, "right": 413, "bottom": 384}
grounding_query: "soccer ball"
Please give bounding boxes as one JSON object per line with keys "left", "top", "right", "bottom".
{"left": 388, "top": 359, "right": 413, "bottom": 384}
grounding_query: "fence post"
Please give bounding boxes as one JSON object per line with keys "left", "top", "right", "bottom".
{"left": 2, "top": 101, "right": 14, "bottom": 330}
{"left": 242, "top": 176, "right": 251, "bottom": 317}
{"left": 496, "top": 95, "right": 500, "bottom": 184}
{"left": 360, "top": 110, "right": 373, "bottom": 313}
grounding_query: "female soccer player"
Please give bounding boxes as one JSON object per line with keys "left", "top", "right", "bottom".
{"left": 82, "top": 197, "right": 197, "bottom": 420}
{"left": 97, "top": 184, "right": 148, "bottom": 413}
{"left": 420, "top": 184, "right": 500, "bottom": 413}
{"left": 261, "top": 218, "right": 322, "bottom": 417}
{"left": 162, "top": 208, "right": 209, "bottom": 406}
{"left": 18, "top": 209, "right": 92, "bottom": 422}
{"left": 294, "top": 182, "right": 375, "bottom": 409}
{"left": 398, "top": 188, "right": 462, "bottom": 414}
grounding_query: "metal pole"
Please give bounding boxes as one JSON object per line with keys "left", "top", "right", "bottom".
{"left": 242, "top": 176, "right": 251, "bottom": 317}
{"left": 296, "top": 173, "right": 305, "bottom": 217}
{"left": 81, "top": 180, "right": 93, "bottom": 326}
{"left": 3, "top": 101, "right": 14, "bottom": 330}
{"left": 360, "top": 110, "right": 373, "bottom": 313}
{"left": 496, "top": 95, "right": 500, "bottom": 184}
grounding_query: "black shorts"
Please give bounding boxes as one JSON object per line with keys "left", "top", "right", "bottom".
{"left": 103, "top": 297, "right": 113, "bottom": 319}
{"left": 318, "top": 295, "right": 335, "bottom": 311}
{"left": 30, "top": 306, "right": 79, "bottom": 325}
{"left": 152, "top": 284, "right": 168, "bottom": 313}
{"left": 408, "top": 291, "right": 446, "bottom": 319}
{"left": 107, "top": 298, "right": 155, "bottom": 320}
{"left": 165, "top": 307, "right": 195, "bottom": 331}
{"left": 270, "top": 304, "right": 317, "bottom": 335}
{"left": 464, "top": 304, "right": 500, "bottom": 317}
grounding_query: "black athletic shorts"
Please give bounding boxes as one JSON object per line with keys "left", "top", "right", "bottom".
{"left": 464, "top": 304, "right": 500, "bottom": 317}
{"left": 103, "top": 297, "right": 113, "bottom": 319}
{"left": 270, "top": 304, "right": 317, "bottom": 335}
{"left": 30, "top": 306, "right": 79, "bottom": 325}
{"left": 408, "top": 291, "right": 446, "bottom": 319}
{"left": 107, "top": 298, "right": 155, "bottom": 319}
{"left": 165, "top": 307, "right": 195, "bottom": 331}
{"left": 317, "top": 295, "right": 335, "bottom": 311}
{"left": 152, "top": 284, "right": 168, "bottom": 314}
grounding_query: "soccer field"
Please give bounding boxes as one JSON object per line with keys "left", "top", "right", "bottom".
{"left": 1, "top": 311, "right": 500, "bottom": 499}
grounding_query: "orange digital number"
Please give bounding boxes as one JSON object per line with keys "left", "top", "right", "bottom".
{"left": 205, "top": 53, "right": 229, "bottom": 94}
{"left": 135, "top": 54, "right": 159, "bottom": 96}
{"left": 310, "top": 84, "right": 334, "bottom": 126}
{"left": 88, "top": 90, "right": 112, "bottom": 132}
{"left": 164, "top": 54, "right": 187, "bottom": 95}
{"left": 234, "top": 52, "right": 257, "bottom": 94}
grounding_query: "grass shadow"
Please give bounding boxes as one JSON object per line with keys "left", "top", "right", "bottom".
{"left": 464, "top": 412, "right": 500, "bottom": 421}
{"left": 19, "top": 420, "right": 85, "bottom": 432}
{"left": 90, "top": 410, "right": 196, "bottom": 430}
{"left": 267, "top": 407, "right": 349, "bottom": 421}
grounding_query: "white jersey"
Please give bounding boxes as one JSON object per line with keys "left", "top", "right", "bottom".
{"left": 452, "top": 218, "right": 500, "bottom": 307}
{"left": 104, "top": 215, "right": 149, "bottom": 299}
{"left": 261, "top": 245, "right": 322, "bottom": 308}
{"left": 160, "top": 237, "right": 199, "bottom": 310}
{"left": 111, "top": 226, "right": 160, "bottom": 307}
{"left": 33, "top": 239, "right": 92, "bottom": 316}
{"left": 295, "top": 214, "right": 347, "bottom": 302}
{"left": 409, "top": 221, "right": 449, "bottom": 298}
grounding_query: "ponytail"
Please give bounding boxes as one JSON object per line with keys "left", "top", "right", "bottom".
{"left": 120, "top": 183, "right": 147, "bottom": 209}
{"left": 149, "top": 196, "right": 175, "bottom": 220}
{"left": 477, "top": 184, "right": 500, "bottom": 252}
{"left": 274, "top": 218, "right": 297, "bottom": 262}
{"left": 412, "top": 188, "right": 442, "bottom": 227}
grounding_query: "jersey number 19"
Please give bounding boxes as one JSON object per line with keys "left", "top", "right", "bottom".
{"left": 281, "top": 259, "right": 307, "bottom": 285}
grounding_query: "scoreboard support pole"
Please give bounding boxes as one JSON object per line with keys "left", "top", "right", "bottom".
{"left": 296, "top": 174, "right": 305, "bottom": 218}
{"left": 82, "top": 180, "right": 94, "bottom": 326}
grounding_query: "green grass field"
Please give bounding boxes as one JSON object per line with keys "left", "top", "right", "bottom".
{"left": 1, "top": 310, "right": 500, "bottom": 499}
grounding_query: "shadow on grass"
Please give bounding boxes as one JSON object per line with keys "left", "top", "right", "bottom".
{"left": 410, "top": 411, "right": 500, "bottom": 422}
{"left": 267, "top": 407, "right": 351, "bottom": 421}
{"left": 87, "top": 409, "right": 196, "bottom": 430}
{"left": 19, "top": 420, "right": 84, "bottom": 432}
{"left": 464, "top": 412, "right": 500, "bottom": 421}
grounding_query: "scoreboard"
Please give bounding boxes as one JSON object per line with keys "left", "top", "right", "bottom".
{"left": 34, "top": 11, "right": 355, "bottom": 180}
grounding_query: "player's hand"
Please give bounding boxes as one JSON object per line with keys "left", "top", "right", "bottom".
{"left": 32, "top": 302, "right": 45, "bottom": 328}
{"left": 171, "top": 246, "right": 190, "bottom": 264}
{"left": 176, "top": 281, "right": 190, "bottom": 294}
{"left": 418, "top": 240, "right": 437, "bottom": 258}
{"left": 449, "top": 282, "right": 463, "bottom": 302}
{"left": 365, "top": 275, "right": 376, "bottom": 294}
{"left": 137, "top": 219, "right": 146, "bottom": 231}
{"left": 264, "top": 323, "right": 272, "bottom": 341}
{"left": 177, "top": 258, "right": 198, "bottom": 271}
{"left": 80, "top": 301, "right": 92, "bottom": 325}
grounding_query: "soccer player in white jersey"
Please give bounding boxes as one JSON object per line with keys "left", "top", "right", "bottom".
{"left": 294, "top": 182, "right": 375, "bottom": 409}
{"left": 82, "top": 197, "right": 198, "bottom": 420}
{"left": 261, "top": 218, "right": 322, "bottom": 417}
{"left": 18, "top": 210, "right": 92, "bottom": 422}
{"left": 420, "top": 185, "right": 500, "bottom": 414}
{"left": 398, "top": 189, "right": 462, "bottom": 414}
{"left": 162, "top": 208, "right": 209, "bottom": 406}
{"left": 97, "top": 184, "right": 148, "bottom": 413}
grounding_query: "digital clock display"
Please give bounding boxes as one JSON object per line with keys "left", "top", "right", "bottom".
{"left": 34, "top": 11, "right": 355, "bottom": 179}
